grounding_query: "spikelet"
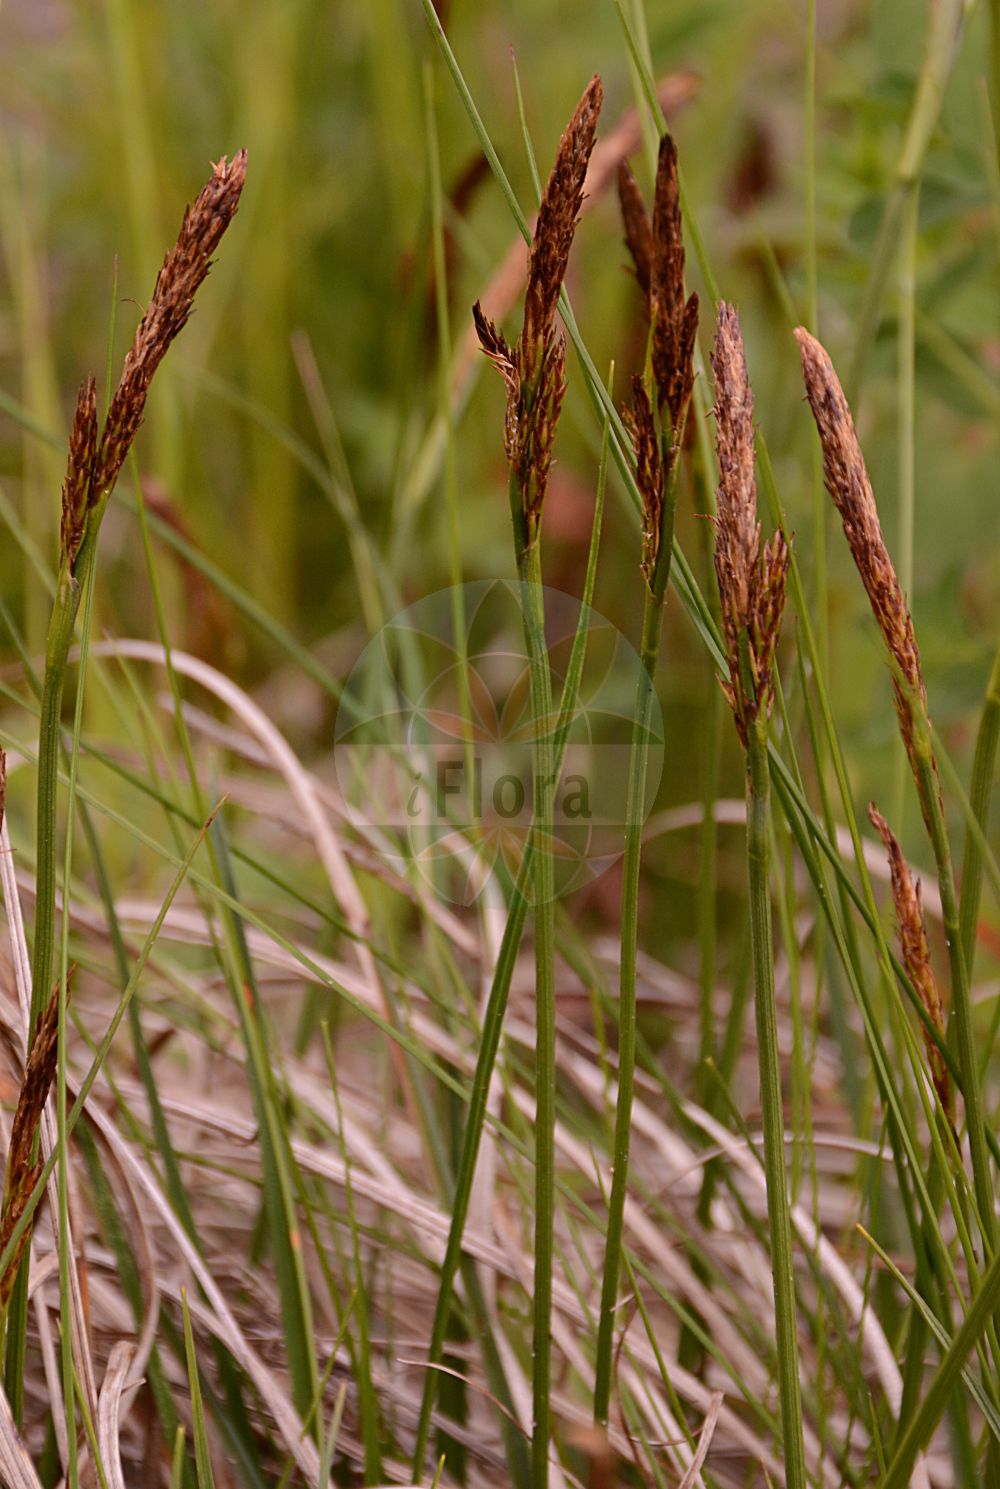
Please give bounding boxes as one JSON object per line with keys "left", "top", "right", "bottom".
{"left": 520, "top": 77, "right": 602, "bottom": 384}
{"left": 94, "top": 151, "right": 248, "bottom": 500}
{"left": 650, "top": 136, "right": 699, "bottom": 437}
{"left": 58, "top": 151, "right": 248, "bottom": 571}
{"left": 794, "top": 328, "right": 931, "bottom": 781}
{"left": 623, "top": 377, "right": 664, "bottom": 587}
{"left": 617, "top": 136, "right": 699, "bottom": 589}
{"left": 474, "top": 78, "right": 602, "bottom": 549}
{"left": 868, "top": 804, "right": 952, "bottom": 1124}
{"left": 712, "top": 302, "right": 788, "bottom": 749}
{"left": 60, "top": 377, "right": 98, "bottom": 566}
{"left": 616, "top": 159, "right": 652, "bottom": 304}
{"left": 0, "top": 978, "right": 64, "bottom": 1306}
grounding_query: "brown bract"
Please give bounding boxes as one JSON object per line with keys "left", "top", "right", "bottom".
{"left": 794, "top": 327, "right": 926, "bottom": 759}
{"left": 59, "top": 151, "right": 247, "bottom": 572}
{"left": 868, "top": 803, "right": 952, "bottom": 1123}
{"left": 474, "top": 79, "right": 601, "bottom": 547}
{"left": 711, "top": 302, "right": 788, "bottom": 749}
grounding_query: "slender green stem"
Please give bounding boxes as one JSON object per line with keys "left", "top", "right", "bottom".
{"left": 893, "top": 186, "right": 919, "bottom": 827}
{"left": 881, "top": 1235, "right": 1000, "bottom": 1489}
{"left": 910, "top": 718, "right": 997, "bottom": 1256}
{"left": 515, "top": 531, "right": 557, "bottom": 1489}
{"left": 410, "top": 411, "right": 610, "bottom": 1478}
{"left": 959, "top": 644, "right": 1000, "bottom": 977}
{"left": 3, "top": 507, "right": 103, "bottom": 1416}
{"left": 593, "top": 583, "right": 662, "bottom": 1426}
{"left": 56, "top": 540, "right": 102, "bottom": 1487}
{"left": 746, "top": 716, "right": 806, "bottom": 1489}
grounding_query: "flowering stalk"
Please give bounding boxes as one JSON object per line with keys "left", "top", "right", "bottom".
{"left": 868, "top": 804, "right": 953, "bottom": 1125}
{"left": 2, "top": 152, "right": 246, "bottom": 1418}
{"left": 474, "top": 77, "right": 602, "bottom": 1487}
{"left": 795, "top": 327, "right": 995, "bottom": 1258}
{"left": 712, "top": 304, "right": 804, "bottom": 1487}
{"left": 593, "top": 135, "right": 697, "bottom": 1429}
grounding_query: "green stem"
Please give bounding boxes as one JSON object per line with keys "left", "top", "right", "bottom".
{"left": 30, "top": 568, "right": 82, "bottom": 1030}
{"left": 746, "top": 716, "right": 807, "bottom": 1489}
{"left": 910, "top": 721, "right": 997, "bottom": 1257}
{"left": 3, "top": 536, "right": 88, "bottom": 1417}
{"left": 593, "top": 582, "right": 662, "bottom": 1426}
{"left": 410, "top": 407, "right": 611, "bottom": 1480}
{"left": 516, "top": 531, "right": 557, "bottom": 1489}
{"left": 881, "top": 1234, "right": 1000, "bottom": 1489}
{"left": 959, "top": 645, "right": 1000, "bottom": 978}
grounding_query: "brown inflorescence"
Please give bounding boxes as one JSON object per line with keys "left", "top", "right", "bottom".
{"left": 616, "top": 159, "right": 652, "bottom": 305}
{"left": 868, "top": 803, "right": 953, "bottom": 1124}
{"left": 622, "top": 377, "right": 663, "bottom": 588}
{"left": 711, "top": 302, "right": 788, "bottom": 750}
{"left": 794, "top": 328, "right": 928, "bottom": 767}
{"left": 474, "top": 78, "right": 602, "bottom": 549}
{"left": 520, "top": 76, "right": 603, "bottom": 385}
{"left": 649, "top": 136, "right": 699, "bottom": 437}
{"left": 60, "top": 377, "right": 98, "bottom": 566}
{"left": 59, "top": 152, "right": 248, "bottom": 572}
{"left": 617, "top": 135, "right": 698, "bottom": 588}
{"left": 0, "top": 978, "right": 64, "bottom": 1307}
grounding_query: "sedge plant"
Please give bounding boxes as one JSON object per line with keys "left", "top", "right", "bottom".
{"left": 592, "top": 131, "right": 698, "bottom": 1430}
{"left": 1, "top": 151, "right": 247, "bottom": 1422}
{"left": 472, "top": 75, "right": 602, "bottom": 1487}
{"left": 796, "top": 327, "right": 997, "bottom": 1261}
{"left": 710, "top": 301, "right": 805, "bottom": 1489}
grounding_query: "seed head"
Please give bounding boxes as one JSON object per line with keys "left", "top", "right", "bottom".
{"left": 60, "top": 377, "right": 98, "bottom": 567}
{"left": 650, "top": 136, "right": 699, "bottom": 437}
{"left": 617, "top": 136, "right": 699, "bottom": 591}
{"left": 617, "top": 159, "right": 652, "bottom": 304}
{"left": 623, "top": 375, "right": 664, "bottom": 586}
{"left": 94, "top": 150, "right": 248, "bottom": 499}
{"left": 0, "top": 976, "right": 64, "bottom": 1306}
{"left": 475, "top": 79, "right": 601, "bottom": 547}
{"left": 521, "top": 75, "right": 603, "bottom": 386}
{"left": 868, "top": 803, "right": 952, "bottom": 1124}
{"left": 712, "top": 302, "right": 788, "bottom": 748}
{"left": 794, "top": 327, "right": 926, "bottom": 757}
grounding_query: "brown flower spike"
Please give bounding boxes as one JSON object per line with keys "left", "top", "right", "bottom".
{"left": 712, "top": 303, "right": 788, "bottom": 749}
{"left": 868, "top": 803, "right": 952, "bottom": 1124}
{"left": 617, "top": 136, "right": 699, "bottom": 588}
{"left": 61, "top": 151, "right": 248, "bottom": 571}
{"left": 0, "top": 979, "right": 63, "bottom": 1307}
{"left": 60, "top": 376, "right": 98, "bottom": 566}
{"left": 474, "top": 78, "right": 602, "bottom": 549}
{"left": 794, "top": 328, "right": 928, "bottom": 772}
{"left": 616, "top": 159, "right": 652, "bottom": 304}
